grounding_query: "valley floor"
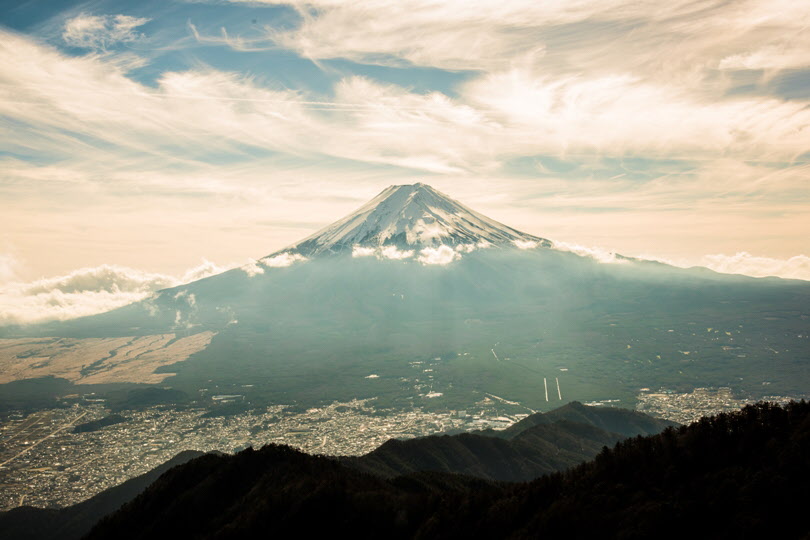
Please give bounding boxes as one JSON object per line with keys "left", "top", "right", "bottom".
{"left": 1, "top": 385, "right": 797, "bottom": 511}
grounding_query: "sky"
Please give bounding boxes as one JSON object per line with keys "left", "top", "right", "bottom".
{"left": 1, "top": 0, "right": 809, "bottom": 323}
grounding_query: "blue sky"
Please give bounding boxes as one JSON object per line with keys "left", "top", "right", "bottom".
{"left": 1, "top": 0, "right": 809, "bottom": 321}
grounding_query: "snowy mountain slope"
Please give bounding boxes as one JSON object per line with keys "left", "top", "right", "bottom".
{"left": 268, "top": 183, "right": 551, "bottom": 258}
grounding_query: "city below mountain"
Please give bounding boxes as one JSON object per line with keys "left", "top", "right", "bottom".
{"left": 8, "top": 401, "right": 804, "bottom": 540}
{"left": 0, "top": 402, "right": 673, "bottom": 539}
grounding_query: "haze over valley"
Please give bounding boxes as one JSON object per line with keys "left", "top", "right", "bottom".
{"left": 1, "top": 1, "right": 808, "bottom": 536}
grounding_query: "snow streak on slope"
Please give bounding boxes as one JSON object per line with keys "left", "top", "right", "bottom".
{"left": 268, "top": 183, "right": 551, "bottom": 258}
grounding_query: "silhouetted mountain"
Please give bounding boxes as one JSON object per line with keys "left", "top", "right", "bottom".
{"left": 345, "top": 403, "right": 675, "bottom": 481}
{"left": 344, "top": 420, "right": 623, "bottom": 481}
{"left": 0, "top": 451, "right": 204, "bottom": 540}
{"left": 496, "top": 400, "right": 675, "bottom": 439}
{"left": 85, "top": 401, "right": 810, "bottom": 539}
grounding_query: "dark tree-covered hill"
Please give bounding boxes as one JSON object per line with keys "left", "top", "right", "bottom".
{"left": 346, "top": 401, "right": 675, "bottom": 481}
{"left": 495, "top": 400, "right": 674, "bottom": 438}
{"left": 0, "top": 403, "right": 673, "bottom": 540}
{"left": 346, "top": 419, "right": 631, "bottom": 481}
{"left": 86, "top": 401, "right": 810, "bottom": 539}
{"left": 0, "top": 450, "right": 204, "bottom": 540}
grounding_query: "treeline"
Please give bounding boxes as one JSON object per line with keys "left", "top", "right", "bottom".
{"left": 86, "top": 401, "right": 810, "bottom": 539}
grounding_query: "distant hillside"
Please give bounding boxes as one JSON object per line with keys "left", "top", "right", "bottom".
{"left": 344, "top": 421, "right": 621, "bottom": 481}
{"left": 85, "top": 401, "right": 810, "bottom": 539}
{"left": 0, "top": 450, "right": 204, "bottom": 540}
{"left": 345, "top": 402, "right": 675, "bottom": 481}
{"left": 495, "top": 400, "right": 675, "bottom": 438}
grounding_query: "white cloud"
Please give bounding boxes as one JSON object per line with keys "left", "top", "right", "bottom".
{"left": 181, "top": 259, "right": 229, "bottom": 282}
{"left": 514, "top": 240, "right": 539, "bottom": 250}
{"left": 63, "top": 14, "right": 151, "bottom": 50}
{"left": 719, "top": 45, "right": 810, "bottom": 71}
{"left": 241, "top": 259, "right": 266, "bottom": 276}
{"left": 2, "top": 26, "right": 808, "bottom": 192}
{"left": 452, "top": 241, "right": 493, "bottom": 253}
{"left": 0, "top": 259, "right": 226, "bottom": 325}
{"left": 23, "top": 264, "right": 175, "bottom": 296}
{"left": 246, "top": 0, "right": 719, "bottom": 71}
{"left": 552, "top": 241, "right": 628, "bottom": 264}
{"left": 245, "top": 0, "right": 810, "bottom": 81}
{"left": 410, "top": 219, "right": 448, "bottom": 243}
{"left": 699, "top": 252, "right": 810, "bottom": 281}
{"left": 349, "top": 245, "right": 417, "bottom": 260}
{"left": 462, "top": 69, "right": 810, "bottom": 160}
{"left": 352, "top": 246, "right": 377, "bottom": 258}
{"left": 0, "top": 253, "right": 18, "bottom": 282}
{"left": 381, "top": 246, "right": 414, "bottom": 260}
{"left": 261, "top": 252, "right": 307, "bottom": 268}
{"left": 417, "top": 245, "right": 459, "bottom": 265}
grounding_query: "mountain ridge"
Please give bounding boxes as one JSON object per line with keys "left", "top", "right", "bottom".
{"left": 344, "top": 402, "right": 675, "bottom": 480}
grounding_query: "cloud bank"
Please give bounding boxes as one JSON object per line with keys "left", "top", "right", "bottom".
{"left": 2, "top": 246, "right": 808, "bottom": 326}
{"left": 700, "top": 252, "right": 810, "bottom": 281}
{"left": 0, "top": 260, "right": 225, "bottom": 325}
{"left": 351, "top": 243, "right": 479, "bottom": 265}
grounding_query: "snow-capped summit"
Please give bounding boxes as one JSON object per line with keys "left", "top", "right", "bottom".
{"left": 270, "top": 183, "right": 550, "bottom": 258}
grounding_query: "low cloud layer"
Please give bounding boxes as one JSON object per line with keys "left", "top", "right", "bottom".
{"left": 2, "top": 246, "right": 808, "bottom": 326}
{"left": 417, "top": 245, "right": 460, "bottom": 265}
{"left": 699, "top": 252, "right": 810, "bottom": 281}
{"left": 351, "top": 243, "right": 477, "bottom": 265}
{"left": 0, "top": 259, "right": 226, "bottom": 325}
{"left": 553, "top": 242, "right": 810, "bottom": 279}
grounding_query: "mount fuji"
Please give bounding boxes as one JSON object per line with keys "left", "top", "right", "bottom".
{"left": 1, "top": 184, "right": 808, "bottom": 412}
{"left": 274, "top": 183, "right": 550, "bottom": 257}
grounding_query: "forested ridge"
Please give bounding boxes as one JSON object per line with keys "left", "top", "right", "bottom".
{"left": 0, "top": 402, "right": 672, "bottom": 540}
{"left": 86, "top": 401, "right": 810, "bottom": 539}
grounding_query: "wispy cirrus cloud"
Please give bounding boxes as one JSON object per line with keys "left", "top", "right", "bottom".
{"left": 1, "top": 1, "right": 809, "bottom": 283}
{"left": 62, "top": 13, "right": 151, "bottom": 50}
{"left": 3, "top": 28, "right": 807, "bottom": 183}
{"left": 241, "top": 0, "right": 810, "bottom": 81}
